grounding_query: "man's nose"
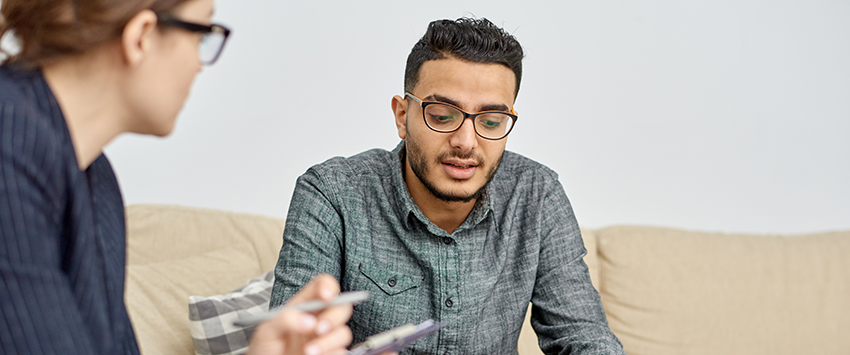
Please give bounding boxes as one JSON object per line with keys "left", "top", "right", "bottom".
{"left": 448, "top": 118, "right": 479, "bottom": 153}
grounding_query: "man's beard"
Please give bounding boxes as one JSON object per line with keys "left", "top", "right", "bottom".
{"left": 405, "top": 128, "right": 503, "bottom": 203}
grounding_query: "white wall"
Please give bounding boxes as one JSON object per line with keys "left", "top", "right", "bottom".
{"left": 105, "top": 0, "right": 850, "bottom": 234}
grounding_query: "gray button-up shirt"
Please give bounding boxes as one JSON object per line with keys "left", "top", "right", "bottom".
{"left": 270, "top": 142, "right": 624, "bottom": 355}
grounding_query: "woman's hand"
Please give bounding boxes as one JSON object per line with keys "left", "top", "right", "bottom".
{"left": 247, "top": 274, "right": 353, "bottom": 355}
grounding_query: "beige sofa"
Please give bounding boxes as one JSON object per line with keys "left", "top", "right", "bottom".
{"left": 125, "top": 204, "right": 850, "bottom": 355}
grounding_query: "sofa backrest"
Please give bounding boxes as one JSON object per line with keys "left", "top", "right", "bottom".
{"left": 125, "top": 205, "right": 285, "bottom": 355}
{"left": 594, "top": 226, "right": 850, "bottom": 355}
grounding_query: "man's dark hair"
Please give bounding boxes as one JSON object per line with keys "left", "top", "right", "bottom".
{"left": 404, "top": 17, "right": 525, "bottom": 98}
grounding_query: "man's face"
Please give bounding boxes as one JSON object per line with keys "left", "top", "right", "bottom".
{"left": 393, "top": 57, "right": 516, "bottom": 203}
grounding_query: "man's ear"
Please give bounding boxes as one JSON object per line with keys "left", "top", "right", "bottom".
{"left": 121, "top": 10, "right": 158, "bottom": 66}
{"left": 391, "top": 95, "right": 409, "bottom": 139}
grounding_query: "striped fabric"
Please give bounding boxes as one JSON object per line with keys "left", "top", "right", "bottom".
{"left": 0, "top": 65, "right": 140, "bottom": 354}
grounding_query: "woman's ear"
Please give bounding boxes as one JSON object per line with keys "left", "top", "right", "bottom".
{"left": 121, "top": 9, "right": 158, "bottom": 66}
{"left": 391, "top": 95, "right": 409, "bottom": 139}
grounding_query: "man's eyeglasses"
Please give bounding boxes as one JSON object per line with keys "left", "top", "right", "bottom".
{"left": 405, "top": 92, "right": 518, "bottom": 140}
{"left": 156, "top": 14, "right": 231, "bottom": 65}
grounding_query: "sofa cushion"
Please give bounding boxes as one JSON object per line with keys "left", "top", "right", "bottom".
{"left": 596, "top": 226, "right": 850, "bottom": 355}
{"left": 125, "top": 205, "right": 285, "bottom": 355}
{"left": 189, "top": 271, "right": 274, "bottom": 355}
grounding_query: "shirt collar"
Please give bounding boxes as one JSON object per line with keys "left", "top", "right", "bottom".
{"left": 390, "top": 141, "right": 494, "bottom": 236}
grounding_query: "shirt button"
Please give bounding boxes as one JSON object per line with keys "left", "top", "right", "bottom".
{"left": 443, "top": 237, "right": 452, "bottom": 245}
{"left": 445, "top": 298, "right": 454, "bottom": 308}
{"left": 388, "top": 277, "right": 397, "bottom": 287}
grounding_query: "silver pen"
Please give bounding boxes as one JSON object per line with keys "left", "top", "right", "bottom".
{"left": 233, "top": 290, "right": 370, "bottom": 327}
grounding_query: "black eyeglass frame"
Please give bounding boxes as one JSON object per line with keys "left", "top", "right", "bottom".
{"left": 405, "top": 92, "right": 519, "bottom": 140}
{"left": 156, "top": 14, "right": 231, "bottom": 65}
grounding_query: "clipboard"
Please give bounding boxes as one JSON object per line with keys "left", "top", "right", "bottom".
{"left": 347, "top": 319, "right": 448, "bottom": 355}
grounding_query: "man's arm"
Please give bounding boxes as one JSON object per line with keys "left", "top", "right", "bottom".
{"left": 270, "top": 166, "right": 345, "bottom": 309}
{"left": 530, "top": 180, "right": 625, "bottom": 355}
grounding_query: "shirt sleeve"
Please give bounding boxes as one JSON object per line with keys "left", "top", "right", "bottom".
{"left": 530, "top": 179, "right": 626, "bottom": 355}
{"left": 269, "top": 166, "right": 345, "bottom": 309}
{"left": 0, "top": 102, "right": 98, "bottom": 353}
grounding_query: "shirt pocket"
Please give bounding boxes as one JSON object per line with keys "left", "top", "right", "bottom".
{"left": 358, "top": 263, "right": 422, "bottom": 296}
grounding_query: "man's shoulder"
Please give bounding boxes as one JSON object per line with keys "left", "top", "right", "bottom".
{"left": 487, "top": 151, "right": 565, "bottom": 208}
{"left": 304, "top": 147, "right": 396, "bottom": 181}
{"left": 496, "top": 150, "right": 560, "bottom": 182}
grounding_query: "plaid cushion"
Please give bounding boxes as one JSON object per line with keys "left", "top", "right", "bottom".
{"left": 189, "top": 271, "right": 274, "bottom": 355}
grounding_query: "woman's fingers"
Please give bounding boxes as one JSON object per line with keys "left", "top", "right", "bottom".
{"left": 288, "top": 274, "right": 340, "bottom": 304}
{"left": 303, "top": 325, "right": 353, "bottom": 355}
{"left": 247, "top": 308, "right": 316, "bottom": 354}
{"left": 275, "top": 308, "right": 318, "bottom": 335}
{"left": 314, "top": 301, "right": 354, "bottom": 334}
{"left": 247, "top": 274, "right": 355, "bottom": 355}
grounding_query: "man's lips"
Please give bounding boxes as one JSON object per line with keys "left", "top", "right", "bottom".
{"left": 441, "top": 159, "right": 479, "bottom": 180}
{"left": 444, "top": 161, "right": 477, "bottom": 169}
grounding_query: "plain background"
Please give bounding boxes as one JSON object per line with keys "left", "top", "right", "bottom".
{"left": 103, "top": 0, "right": 849, "bottom": 234}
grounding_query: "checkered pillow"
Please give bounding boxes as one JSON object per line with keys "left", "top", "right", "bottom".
{"left": 189, "top": 271, "right": 274, "bottom": 355}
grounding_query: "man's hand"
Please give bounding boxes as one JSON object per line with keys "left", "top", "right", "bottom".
{"left": 247, "top": 274, "right": 353, "bottom": 355}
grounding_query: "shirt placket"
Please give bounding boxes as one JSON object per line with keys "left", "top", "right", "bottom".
{"left": 438, "top": 234, "right": 460, "bottom": 355}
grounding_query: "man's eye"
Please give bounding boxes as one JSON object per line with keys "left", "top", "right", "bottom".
{"left": 477, "top": 116, "right": 505, "bottom": 130}
{"left": 429, "top": 114, "right": 455, "bottom": 123}
{"left": 482, "top": 120, "right": 501, "bottom": 128}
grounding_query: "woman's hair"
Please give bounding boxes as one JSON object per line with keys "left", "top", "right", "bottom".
{"left": 0, "top": 0, "right": 191, "bottom": 67}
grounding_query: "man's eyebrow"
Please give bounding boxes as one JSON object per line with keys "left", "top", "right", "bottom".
{"left": 424, "top": 94, "right": 510, "bottom": 113}
{"left": 424, "top": 94, "right": 462, "bottom": 107}
{"left": 480, "top": 103, "right": 510, "bottom": 112}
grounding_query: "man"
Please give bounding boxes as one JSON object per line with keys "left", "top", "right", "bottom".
{"left": 270, "top": 18, "right": 625, "bottom": 354}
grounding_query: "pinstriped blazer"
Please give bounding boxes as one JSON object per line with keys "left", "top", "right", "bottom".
{"left": 0, "top": 65, "right": 140, "bottom": 354}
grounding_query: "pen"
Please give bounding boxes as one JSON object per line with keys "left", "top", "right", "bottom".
{"left": 233, "top": 290, "right": 370, "bottom": 327}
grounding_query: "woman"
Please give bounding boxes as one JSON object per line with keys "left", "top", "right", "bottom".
{"left": 0, "top": 0, "right": 352, "bottom": 354}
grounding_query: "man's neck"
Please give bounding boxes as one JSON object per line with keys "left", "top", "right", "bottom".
{"left": 403, "top": 158, "right": 476, "bottom": 235}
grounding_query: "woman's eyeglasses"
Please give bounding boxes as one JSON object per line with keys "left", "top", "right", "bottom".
{"left": 157, "top": 14, "right": 231, "bottom": 65}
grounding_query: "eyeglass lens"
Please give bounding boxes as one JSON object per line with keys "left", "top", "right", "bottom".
{"left": 424, "top": 103, "right": 515, "bottom": 139}
{"left": 199, "top": 31, "right": 225, "bottom": 64}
